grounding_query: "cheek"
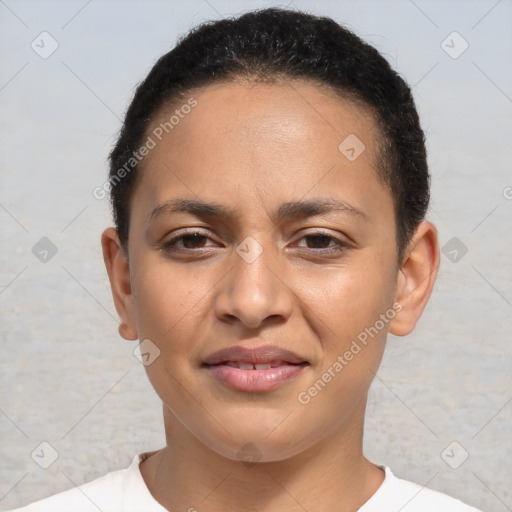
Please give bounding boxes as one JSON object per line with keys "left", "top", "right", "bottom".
{"left": 129, "top": 258, "right": 207, "bottom": 404}
{"left": 293, "top": 266, "right": 393, "bottom": 425}
{"left": 295, "top": 258, "right": 396, "bottom": 342}
{"left": 131, "top": 255, "right": 209, "bottom": 340}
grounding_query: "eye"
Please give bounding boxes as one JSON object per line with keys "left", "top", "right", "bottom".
{"left": 294, "top": 232, "right": 349, "bottom": 253}
{"left": 162, "top": 230, "right": 218, "bottom": 251}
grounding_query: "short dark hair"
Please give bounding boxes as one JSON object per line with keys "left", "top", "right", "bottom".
{"left": 108, "top": 7, "right": 429, "bottom": 262}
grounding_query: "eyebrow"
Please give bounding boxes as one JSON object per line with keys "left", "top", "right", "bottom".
{"left": 149, "top": 197, "right": 368, "bottom": 224}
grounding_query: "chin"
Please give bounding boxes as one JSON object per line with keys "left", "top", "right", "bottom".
{"left": 211, "top": 436, "right": 312, "bottom": 465}
{"left": 194, "top": 413, "right": 317, "bottom": 464}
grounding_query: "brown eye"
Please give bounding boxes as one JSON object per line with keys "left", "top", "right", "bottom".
{"left": 179, "top": 233, "right": 208, "bottom": 249}
{"left": 304, "top": 234, "right": 334, "bottom": 249}
{"left": 295, "top": 232, "right": 349, "bottom": 253}
{"left": 162, "top": 230, "right": 217, "bottom": 252}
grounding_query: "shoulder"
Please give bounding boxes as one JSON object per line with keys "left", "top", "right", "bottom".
{"left": 359, "top": 466, "right": 483, "bottom": 512}
{"left": 6, "top": 453, "right": 164, "bottom": 512}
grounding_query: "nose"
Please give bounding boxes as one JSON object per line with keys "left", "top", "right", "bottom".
{"left": 213, "top": 238, "right": 294, "bottom": 330}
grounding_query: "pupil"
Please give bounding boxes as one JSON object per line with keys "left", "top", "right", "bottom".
{"left": 309, "top": 235, "right": 329, "bottom": 248}
{"left": 184, "top": 234, "right": 205, "bottom": 248}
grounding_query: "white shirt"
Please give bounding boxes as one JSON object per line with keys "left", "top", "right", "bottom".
{"left": 8, "top": 452, "right": 482, "bottom": 512}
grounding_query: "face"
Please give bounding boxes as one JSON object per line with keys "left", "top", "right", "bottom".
{"left": 104, "top": 79, "right": 434, "bottom": 463}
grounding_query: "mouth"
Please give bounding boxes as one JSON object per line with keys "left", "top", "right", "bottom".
{"left": 217, "top": 360, "right": 307, "bottom": 370}
{"left": 202, "top": 345, "right": 310, "bottom": 392}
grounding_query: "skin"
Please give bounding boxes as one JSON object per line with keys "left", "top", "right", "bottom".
{"left": 102, "top": 79, "right": 439, "bottom": 512}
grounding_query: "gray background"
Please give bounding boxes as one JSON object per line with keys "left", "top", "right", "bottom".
{"left": 1, "top": 0, "right": 511, "bottom": 510}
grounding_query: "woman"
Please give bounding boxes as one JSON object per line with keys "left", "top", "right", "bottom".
{"left": 11, "top": 7, "right": 482, "bottom": 511}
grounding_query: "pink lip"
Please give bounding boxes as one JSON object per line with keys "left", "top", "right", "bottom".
{"left": 203, "top": 345, "right": 307, "bottom": 365}
{"left": 202, "top": 345, "right": 309, "bottom": 392}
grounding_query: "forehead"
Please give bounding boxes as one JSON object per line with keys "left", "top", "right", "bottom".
{"left": 134, "top": 79, "right": 391, "bottom": 224}
{"left": 148, "top": 79, "right": 378, "bottom": 156}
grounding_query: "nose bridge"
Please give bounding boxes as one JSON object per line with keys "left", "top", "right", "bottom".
{"left": 215, "top": 234, "right": 293, "bottom": 329}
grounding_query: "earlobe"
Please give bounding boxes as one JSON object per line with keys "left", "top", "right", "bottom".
{"left": 119, "top": 322, "right": 137, "bottom": 341}
{"left": 389, "top": 221, "right": 440, "bottom": 337}
{"left": 101, "top": 227, "right": 139, "bottom": 341}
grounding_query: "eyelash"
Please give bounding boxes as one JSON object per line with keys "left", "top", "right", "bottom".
{"left": 161, "top": 229, "right": 349, "bottom": 255}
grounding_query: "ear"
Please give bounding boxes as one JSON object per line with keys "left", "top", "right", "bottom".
{"left": 101, "top": 227, "right": 138, "bottom": 340}
{"left": 389, "top": 220, "right": 440, "bottom": 336}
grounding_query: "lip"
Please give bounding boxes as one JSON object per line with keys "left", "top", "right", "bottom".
{"left": 203, "top": 345, "right": 307, "bottom": 366}
{"left": 203, "top": 344, "right": 309, "bottom": 393}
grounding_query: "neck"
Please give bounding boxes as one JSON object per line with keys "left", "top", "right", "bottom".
{"left": 141, "top": 397, "right": 384, "bottom": 512}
